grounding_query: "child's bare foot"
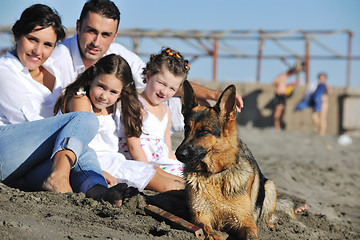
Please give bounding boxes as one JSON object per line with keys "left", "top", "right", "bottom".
{"left": 86, "top": 183, "right": 137, "bottom": 206}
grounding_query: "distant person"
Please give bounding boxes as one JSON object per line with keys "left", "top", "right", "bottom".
{"left": 54, "top": 53, "right": 185, "bottom": 193}
{"left": 0, "top": 4, "right": 130, "bottom": 205}
{"left": 296, "top": 72, "right": 332, "bottom": 135}
{"left": 272, "top": 67, "right": 299, "bottom": 130}
{"left": 50, "top": 0, "right": 243, "bottom": 134}
{"left": 119, "top": 47, "right": 187, "bottom": 177}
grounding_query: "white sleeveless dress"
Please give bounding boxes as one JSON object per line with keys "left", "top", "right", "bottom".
{"left": 87, "top": 111, "right": 156, "bottom": 191}
{"left": 57, "top": 90, "right": 156, "bottom": 192}
{"left": 119, "top": 101, "right": 184, "bottom": 177}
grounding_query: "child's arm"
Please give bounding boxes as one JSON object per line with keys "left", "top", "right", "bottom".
{"left": 126, "top": 136, "right": 150, "bottom": 164}
{"left": 102, "top": 171, "right": 117, "bottom": 187}
{"left": 67, "top": 95, "right": 92, "bottom": 113}
{"left": 165, "top": 110, "right": 177, "bottom": 160}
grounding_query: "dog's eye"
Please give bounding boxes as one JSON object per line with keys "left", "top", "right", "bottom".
{"left": 198, "top": 129, "right": 210, "bottom": 137}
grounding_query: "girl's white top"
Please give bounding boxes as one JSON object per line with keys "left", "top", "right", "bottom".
{"left": 87, "top": 111, "right": 156, "bottom": 191}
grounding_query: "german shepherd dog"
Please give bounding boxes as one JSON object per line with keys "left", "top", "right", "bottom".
{"left": 176, "top": 81, "right": 294, "bottom": 240}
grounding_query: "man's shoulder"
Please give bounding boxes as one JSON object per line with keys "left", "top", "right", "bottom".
{"left": 108, "top": 42, "right": 134, "bottom": 55}
{"left": 61, "top": 35, "right": 74, "bottom": 49}
{"left": 107, "top": 42, "right": 144, "bottom": 61}
{"left": 51, "top": 44, "right": 72, "bottom": 61}
{"left": 107, "top": 43, "right": 145, "bottom": 69}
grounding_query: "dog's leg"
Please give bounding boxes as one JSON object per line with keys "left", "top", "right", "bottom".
{"left": 276, "top": 191, "right": 308, "bottom": 219}
{"left": 193, "top": 211, "right": 224, "bottom": 240}
{"left": 202, "top": 225, "right": 224, "bottom": 240}
{"left": 235, "top": 216, "right": 259, "bottom": 240}
{"left": 233, "top": 197, "right": 259, "bottom": 239}
{"left": 261, "top": 179, "right": 277, "bottom": 227}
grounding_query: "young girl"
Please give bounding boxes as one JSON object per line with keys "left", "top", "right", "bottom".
{"left": 54, "top": 53, "right": 185, "bottom": 193}
{"left": 118, "top": 47, "right": 189, "bottom": 177}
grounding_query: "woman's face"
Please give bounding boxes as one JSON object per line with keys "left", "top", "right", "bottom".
{"left": 15, "top": 26, "right": 57, "bottom": 72}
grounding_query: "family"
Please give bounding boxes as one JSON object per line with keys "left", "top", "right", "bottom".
{"left": 0, "top": 0, "right": 243, "bottom": 205}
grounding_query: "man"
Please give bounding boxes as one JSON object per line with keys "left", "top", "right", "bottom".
{"left": 52, "top": 0, "right": 243, "bottom": 133}
{"left": 272, "top": 67, "right": 298, "bottom": 130}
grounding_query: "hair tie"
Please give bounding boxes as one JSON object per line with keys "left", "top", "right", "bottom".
{"left": 184, "top": 62, "right": 190, "bottom": 72}
{"left": 165, "top": 49, "right": 174, "bottom": 56}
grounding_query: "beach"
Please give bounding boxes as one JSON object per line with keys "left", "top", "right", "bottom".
{"left": 0, "top": 126, "right": 359, "bottom": 239}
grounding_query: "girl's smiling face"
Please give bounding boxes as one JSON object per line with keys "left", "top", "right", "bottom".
{"left": 15, "top": 26, "right": 57, "bottom": 73}
{"left": 143, "top": 66, "right": 184, "bottom": 106}
{"left": 89, "top": 73, "right": 123, "bottom": 113}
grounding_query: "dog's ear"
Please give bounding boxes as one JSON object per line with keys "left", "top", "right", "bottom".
{"left": 181, "top": 80, "right": 199, "bottom": 120}
{"left": 213, "top": 85, "right": 237, "bottom": 121}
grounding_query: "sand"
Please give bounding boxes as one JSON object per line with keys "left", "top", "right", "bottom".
{"left": 0, "top": 126, "right": 359, "bottom": 240}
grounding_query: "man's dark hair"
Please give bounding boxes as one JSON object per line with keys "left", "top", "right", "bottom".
{"left": 79, "top": 0, "right": 120, "bottom": 29}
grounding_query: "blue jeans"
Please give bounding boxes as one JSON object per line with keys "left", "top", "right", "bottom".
{"left": 0, "top": 112, "right": 107, "bottom": 193}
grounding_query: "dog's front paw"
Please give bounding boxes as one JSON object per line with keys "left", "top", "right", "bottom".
{"left": 202, "top": 225, "right": 224, "bottom": 240}
{"left": 205, "top": 232, "right": 224, "bottom": 240}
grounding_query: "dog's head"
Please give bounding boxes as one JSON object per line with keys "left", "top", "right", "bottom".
{"left": 175, "top": 80, "right": 239, "bottom": 175}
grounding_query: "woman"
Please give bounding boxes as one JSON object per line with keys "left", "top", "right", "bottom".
{"left": 0, "top": 4, "right": 129, "bottom": 205}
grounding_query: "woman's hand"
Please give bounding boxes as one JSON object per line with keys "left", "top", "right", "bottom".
{"left": 102, "top": 171, "right": 117, "bottom": 187}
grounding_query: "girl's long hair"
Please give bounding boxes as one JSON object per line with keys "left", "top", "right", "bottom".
{"left": 54, "top": 54, "right": 143, "bottom": 137}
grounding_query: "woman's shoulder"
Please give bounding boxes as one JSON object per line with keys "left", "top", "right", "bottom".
{"left": 49, "top": 44, "right": 71, "bottom": 61}
{"left": 0, "top": 52, "right": 20, "bottom": 69}
{"left": 0, "top": 53, "right": 27, "bottom": 83}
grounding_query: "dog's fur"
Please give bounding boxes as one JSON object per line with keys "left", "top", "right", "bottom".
{"left": 176, "top": 81, "right": 279, "bottom": 239}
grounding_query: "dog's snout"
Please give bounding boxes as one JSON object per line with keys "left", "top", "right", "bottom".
{"left": 175, "top": 145, "right": 189, "bottom": 162}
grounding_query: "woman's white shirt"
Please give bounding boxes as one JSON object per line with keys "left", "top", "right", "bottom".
{"left": 0, "top": 49, "right": 72, "bottom": 125}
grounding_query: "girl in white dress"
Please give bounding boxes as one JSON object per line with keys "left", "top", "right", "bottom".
{"left": 54, "top": 53, "right": 185, "bottom": 193}
{"left": 118, "top": 48, "right": 189, "bottom": 177}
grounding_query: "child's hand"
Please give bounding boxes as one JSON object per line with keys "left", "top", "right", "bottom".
{"left": 103, "top": 171, "right": 117, "bottom": 187}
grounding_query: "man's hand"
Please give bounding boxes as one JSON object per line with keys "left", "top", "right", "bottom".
{"left": 235, "top": 93, "right": 244, "bottom": 112}
{"left": 182, "top": 81, "right": 244, "bottom": 112}
{"left": 216, "top": 90, "right": 244, "bottom": 112}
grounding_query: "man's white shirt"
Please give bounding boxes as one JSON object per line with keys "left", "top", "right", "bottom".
{"left": 50, "top": 34, "right": 146, "bottom": 90}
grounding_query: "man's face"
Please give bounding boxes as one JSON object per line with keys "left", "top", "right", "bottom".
{"left": 76, "top": 11, "right": 118, "bottom": 68}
